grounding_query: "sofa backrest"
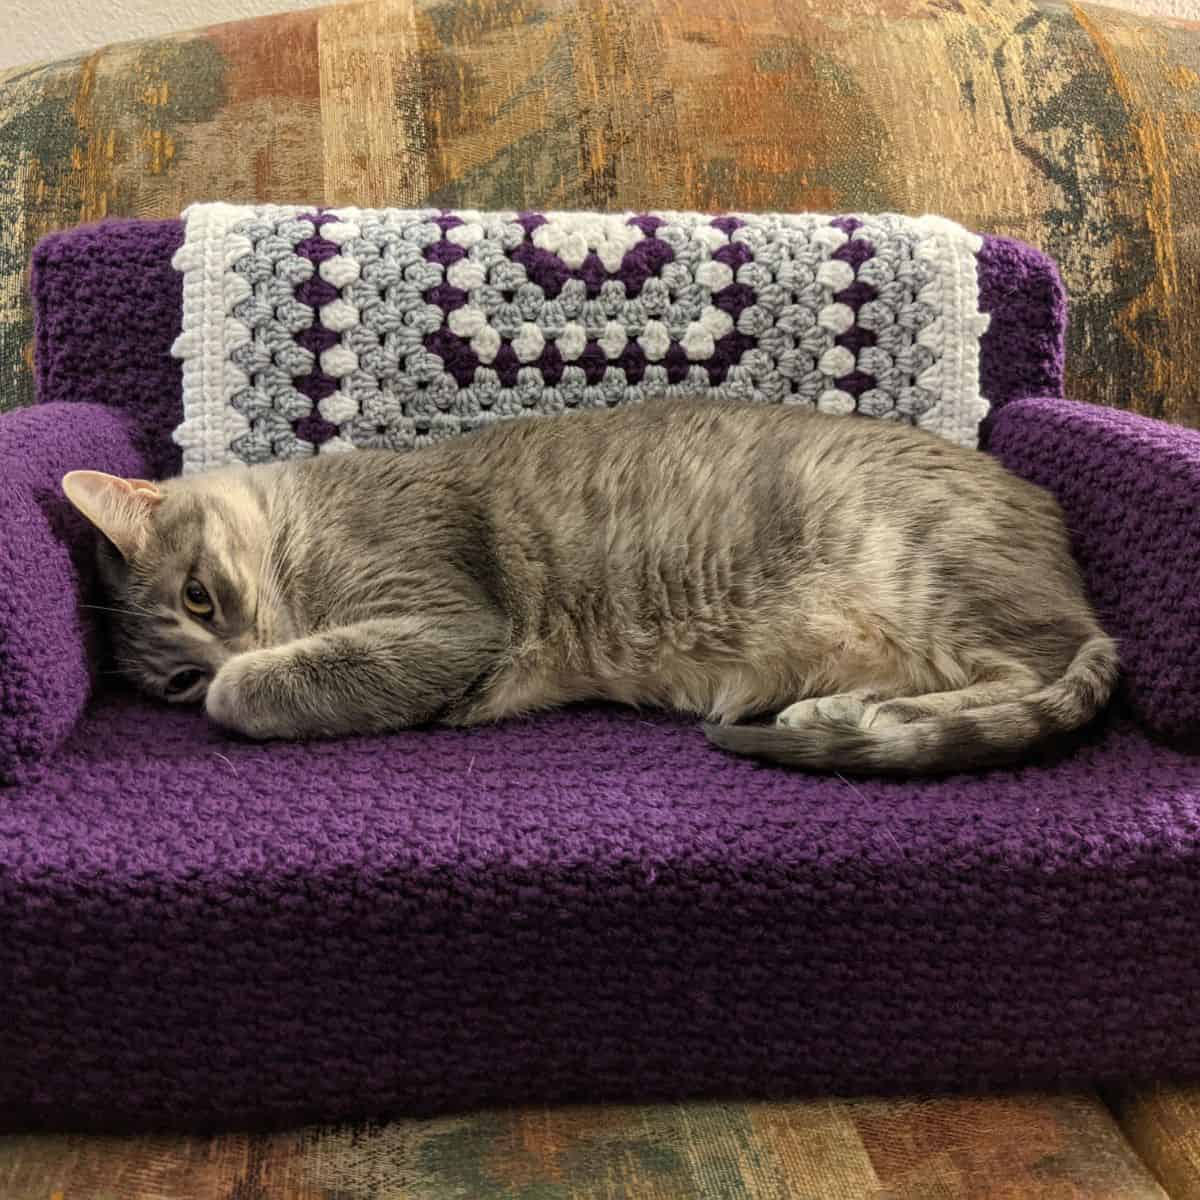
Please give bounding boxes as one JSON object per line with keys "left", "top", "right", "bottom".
{"left": 30, "top": 217, "right": 1064, "bottom": 470}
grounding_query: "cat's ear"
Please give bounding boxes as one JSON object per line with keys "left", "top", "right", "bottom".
{"left": 61, "top": 470, "right": 163, "bottom": 560}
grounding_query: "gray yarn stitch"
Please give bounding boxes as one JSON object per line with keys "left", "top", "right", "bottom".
{"left": 758, "top": 327, "right": 794, "bottom": 359}
{"left": 539, "top": 300, "right": 568, "bottom": 337}
{"left": 230, "top": 340, "right": 269, "bottom": 374}
{"left": 471, "top": 240, "right": 506, "bottom": 268}
{"left": 619, "top": 300, "right": 646, "bottom": 335}
{"left": 471, "top": 285, "right": 505, "bottom": 315}
{"left": 673, "top": 286, "right": 706, "bottom": 322}
{"left": 857, "top": 301, "right": 895, "bottom": 332}
{"left": 493, "top": 303, "right": 525, "bottom": 339}
{"left": 429, "top": 375, "right": 459, "bottom": 409}
{"left": 660, "top": 262, "right": 693, "bottom": 294}
{"left": 489, "top": 261, "right": 526, "bottom": 291}
{"left": 736, "top": 263, "right": 773, "bottom": 291}
{"left": 639, "top": 278, "right": 670, "bottom": 316}
{"left": 581, "top": 301, "right": 609, "bottom": 338}
{"left": 406, "top": 262, "right": 445, "bottom": 291}
{"left": 776, "top": 306, "right": 816, "bottom": 336}
{"left": 517, "top": 283, "right": 546, "bottom": 319}
{"left": 741, "top": 349, "right": 773, "bottom": 380}
{"left": 274, "top": 343, "right": 315, "bottom": 378}
{"left": 858, "top": 346, "right": 895, "bottom": 378}
{"left": 277, "top": 300, "right": 315, "bottom": 333}
{"left": 600, "top": 280, "right": 627, "bottom": 315}
{"left": 233, "top": 253, "right": 274, "bottom": 285}
{"left": 664, "top": 304, "right": 691, "bottom": 339}
{"left": 231, "top": 387, "right": 274, "bottom": 421}
{"left": 409, "top": 304, "right": 445, "bottom": 335}
{"left": 757, "top": 283, "right": 791, "bottom": 315}
{"left": 361, "top": 259, "right": 403, "bottom": 289}
{"left": 275, "top": 256, "right": 314, "bottom": 287}
{"left": 274, "top": 387, "right": 314, "bottom": 421}
{"left": 737, "top": 306, "right": 774, "bottom": 338}
{"left": 875, "top": 325, "right": 912, "bottom": 357}
{"left": 799, "top": 327, "right": 831, "bottom": 357}
{"left": 858, "top": 389, "right": 895, "bottom": 418}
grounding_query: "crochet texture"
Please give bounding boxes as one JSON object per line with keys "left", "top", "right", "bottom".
{"left": 17, "top": 222, "right": 1190, "bottom": 1134}
{"left": 170, "top": 207, "right": 993, "bottom": 472}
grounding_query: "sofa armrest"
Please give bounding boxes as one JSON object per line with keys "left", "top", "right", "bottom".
{"left": 0, "top": 403, "right": 150, "bottom": 781}
{"left": 988, "top": 396, "right": 1200, "bottom": 741}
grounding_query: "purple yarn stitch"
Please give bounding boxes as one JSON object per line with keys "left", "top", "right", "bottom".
{"left": 617, "top": 237, "right": 674, "bottom": 295}
{"left": 425, "top": 330, "right": 480, "bottom": 388}
{"left": 511, "top": 243, "right": 572, "bottom": 298}
{"left": 291, "top": 213, "right": 344, "bottom": 446}
{"left": 713, "top": 242, "right": 752, "bottom": 271}
{"left": 831, "top": 223, "right": 879, "bottom": 395}
{"left": 425, "top": 241, "right": 467, "bottom": 268}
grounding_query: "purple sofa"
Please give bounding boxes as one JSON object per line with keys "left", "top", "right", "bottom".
{"left": 2, "top": 219, "right": 1200, "bottom": 1132}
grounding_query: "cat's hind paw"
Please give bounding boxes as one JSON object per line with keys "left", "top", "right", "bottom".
{"left": 776, "top": 694, "right": 867, "bottom": 728}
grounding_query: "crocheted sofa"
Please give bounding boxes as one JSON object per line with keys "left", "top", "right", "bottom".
{"left": 2, "top": 215, "right": 1200, "bottom": 1133}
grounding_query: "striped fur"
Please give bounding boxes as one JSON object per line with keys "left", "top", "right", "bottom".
{"left": 704, "top": 633, "right": 1118, "bottom": 775}
{"left": 65, "top": 399, "right": 1118, "bottom": 775}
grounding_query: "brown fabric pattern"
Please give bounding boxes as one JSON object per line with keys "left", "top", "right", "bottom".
{"left": 3, "top": 0, "right": 1200, "bottom": 422}
{"left": 0, "top": 1092, "right": 1173, "bottom": 1198}
{"left": 1109, "top": 1085, "right": 1200, "bottom": 1200}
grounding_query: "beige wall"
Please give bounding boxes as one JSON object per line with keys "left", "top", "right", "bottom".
{"left": 0, "top": 0, "right": 328, "bottom": 72}
{"left": 1128, "top": 0, "right": 1200, "bottom": 14}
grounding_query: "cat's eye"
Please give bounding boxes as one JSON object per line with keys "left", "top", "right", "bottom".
{"left": 182, "top": 579, "right": 214, "bottom": 619}
{"left": 165, "top": 668, "right": 207, "bottom": 697}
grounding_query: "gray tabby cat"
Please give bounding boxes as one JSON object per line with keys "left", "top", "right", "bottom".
{"left": 63, "top": 399, "right": 1117, "bottom": 775}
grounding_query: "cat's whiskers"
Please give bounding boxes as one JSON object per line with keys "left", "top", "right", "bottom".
{"left": 81, "top": 602, "right": 158, "bottom": 619}
{"left": 261, "top": 537, "right": 287, "bottom": 642}
{"left": 254, "top": 521, "right": 294, "bottom": 648}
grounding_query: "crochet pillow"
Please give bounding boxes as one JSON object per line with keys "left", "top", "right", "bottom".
{"left": 0, "top": 403, "right": 150, "bottom": 782}
{"left": 170, "top": 206, "right": 995, "bottom": 473}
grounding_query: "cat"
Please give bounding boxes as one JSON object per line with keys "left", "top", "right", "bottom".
{"left": 62, "top": 398, "right": 1118, "bottom": 776}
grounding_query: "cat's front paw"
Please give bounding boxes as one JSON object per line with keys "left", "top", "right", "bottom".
{"left": 206, "top": 651, "right": 280, "bottom": 739}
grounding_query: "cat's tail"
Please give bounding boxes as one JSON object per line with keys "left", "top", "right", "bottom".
{"left": 702, "top": 633, "right": 1120, "bottom": 776}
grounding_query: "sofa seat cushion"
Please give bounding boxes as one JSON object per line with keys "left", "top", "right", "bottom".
{"left": 2, "top": 692, "right": 1198, "bottom": 1129}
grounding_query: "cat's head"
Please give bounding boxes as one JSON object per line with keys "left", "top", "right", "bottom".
{"left": 62, "top": 467, "right": 283, "bottom": 704}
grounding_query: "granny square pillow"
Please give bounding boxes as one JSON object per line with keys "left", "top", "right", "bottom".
{"left": 170, "top": 206, "right": 993, "bottom": 473}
